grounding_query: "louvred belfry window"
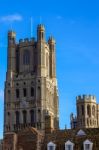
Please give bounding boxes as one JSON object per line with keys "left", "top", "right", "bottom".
{"left": 23, "top": 50, "right": 30, "bottom": 65}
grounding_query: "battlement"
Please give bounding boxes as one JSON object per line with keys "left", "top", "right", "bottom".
{"left": 19, "top": 37, "right": 35, "bottom": 45}
{"left": 76, "top": 94, "right": 96, "bottom": 102}
{"left": 37, "top": 24, "right": 45, "bottom": 30}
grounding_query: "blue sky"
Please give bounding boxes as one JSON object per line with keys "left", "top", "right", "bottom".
{"left": 0, "top": 0, "right": 99, "bottom": 138}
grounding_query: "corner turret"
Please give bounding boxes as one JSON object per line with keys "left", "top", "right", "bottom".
{"left": 8, "top": 31, "right": 16, "bottom": 46}
{"left": 48, "top": 36, "right": 56, "bottom": 78}
{"left": 37, "top": 24, "right": 45, "bottom": 42}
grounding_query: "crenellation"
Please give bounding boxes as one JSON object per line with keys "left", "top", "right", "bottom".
{"left": 76, "top": 94, "right": 96, "bottom": 102}
{"left": 19, "top": 37, "right": 35, "bottom": 46}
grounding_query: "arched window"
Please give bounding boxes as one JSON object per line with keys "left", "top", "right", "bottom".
{"left": 87, "top": 105, "right": 91, "bottom": 117}
{"left": 38, "top": 109, "right": 41, "bottom": 122}
{"left": 81, "top": 105, "right": 84, "bottom": 115}
{"left": 30, "top": 110, "right": 35, "bottom": 124}
{"left": 92, "top": 105, "right": 95, "bottom": 116}
{"left": 7, "top": 112, "right": 10, "bottom": 124}
{"left": 77, "top": 106, "right": 79, "bottom": 116}
{"left": 16, "top": 111, "right": 20, "bottom": 125}
{"left": 23, "top": 110, "right": 27, "bottom": 124}
{"left": 37, "top": 86, "right": 41, "bottom": 100}
{"left": 23, "top": 88, "right": 27, "bottom": 97}
{"left": 16, "top": 89, "right": 20, "bottom": 98}
{"left": 31, "top": 87, "right": 34, "bottom": 97}
{"left": 23, "top": 50, "right": 30, "bottom": 65}
{"left": 8, "top": 90, "right": 10, "bottom": 101}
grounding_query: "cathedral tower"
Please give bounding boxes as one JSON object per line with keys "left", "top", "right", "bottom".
{"left": 4, "top": 25, "right": 59, "bottom": 135}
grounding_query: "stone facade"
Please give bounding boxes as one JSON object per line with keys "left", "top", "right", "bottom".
{"left": 71, "top": 95, "right": 99, "bottom": 129}
{"left": 3, "top": 25, "right": 99, "bottom": 150}
{"left": 4, "top": 24, "right": 59, "bottom": 135}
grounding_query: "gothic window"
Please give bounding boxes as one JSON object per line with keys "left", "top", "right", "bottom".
{"left": 87, "top": 105, "right": 91, "bottom": 117}
{"left": 81, "top": 105, "right": 84, "bottom": 115}
{"left": 23, "top": 88, "right": 27, "bottom": 97}
{"left": 8, "top": 90, "right": 10, "bottom": 94}
{"left": 7, "top": 112, "right": 10, "bottom": 124}
{"left": 16, "top": 89, "right": 20, "bottom": 98}
{"left": 31, "top": 87, "right": 34, "bottom": 97}
{"left": 23, "top": 110, "right": 27, "bottom": 124}
{"left": 30, "top": 110, "right": 35, "bottom": 124}
{"left": 8, "top": 90, "right": 10, "bottom": 101}
{"left": 23, "top": 50, "right": 30, "bottom": 65}
{"left": 92, "top": 105, "right": 95, "bottom": 116}
{"left": 38, "top": 109, "right": 41, "bottom": 122}
{"left": 37, "top": 86, "right": 41, "bottom": 100}
{"left": 16, "top": 111, "right": 20, "bottom": 125}
{"left": 77, "top": 106, "right": 79, "bottom": 116}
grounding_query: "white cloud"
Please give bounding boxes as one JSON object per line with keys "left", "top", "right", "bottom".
{"left": 0, "top": 14, "right": 23, "bottom": 22}
{"left": 0, "top": 89, "right": 4, "bottom": 100}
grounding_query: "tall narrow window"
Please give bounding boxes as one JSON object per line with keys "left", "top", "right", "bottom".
{"left": 87, "top": 105, "right": 91, "bottom": 117}
{"left": 38, "top": 86, "right": 41, "bottom": 100}
{"left": 92, "top": 105, "right": 95, "bottom": 116}
{"left": 23, "top": 50, "right": 30, "bottom": 65}
{"left": 23, "top": 88, "right": 27, "bottom": 97}
{"left": 16, "top": 111, "right": 20, "bottom": 125}
{"left": 31, "top": 87, "right": 34, "bottom": 97}
{"left": 23, "top": 110, "right": 27, "bottom": 124}
{"left": 8, "top": 90, "right": 10, "bottom": 101}
{"left": 81, "top": 105, "right": 84, "bottom": 115}
{"left": 77, "top": 106, "right": 79, "bottom": 116}
{"left": 38, "top": 109, "right": 41, "bottom": 122}
{"left": 16, "top": 89, "right": 19, "bottom": 98}
{"left": 30, "top": 110, "right": 35, "bottom": 124}
{"left": 7, "top": 112, "right": 10, "bottom": 124}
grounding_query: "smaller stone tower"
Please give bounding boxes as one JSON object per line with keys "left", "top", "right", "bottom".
{"left": 76, "top": 95, "right": 97, "bottom": 128}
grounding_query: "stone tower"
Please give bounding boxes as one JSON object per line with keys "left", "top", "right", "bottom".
{"left": 4, "top": 24, "right": 59, "bottom": 135}
{"left": 76, "top": 95, "right": 98, "bottom": 128}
